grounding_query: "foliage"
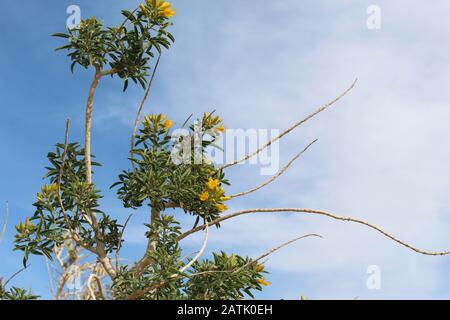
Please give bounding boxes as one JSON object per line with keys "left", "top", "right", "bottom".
{"left": 8, "top": 1, "right": 272, "bottom": 300}
{"left": 53, "top": 0, "right": 175, "bottom": 90}
{"left": 112, "top": 215, "right": 266, "bottom": 300}
{"left": 114, "top": 113, "right": 230, "bottom": 223}
{"left": 0, "top": 284, "right": 39, "bottom": 300}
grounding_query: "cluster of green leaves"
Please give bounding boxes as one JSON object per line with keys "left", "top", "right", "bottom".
{"left": 112, "top": 215, "right": 267, "bottom": 300}
{"left": 185, "top": 253, "right": 266, "bottom": 300}
{"left": 54, "top": 1, "right": 175, "bottom": 90}
{"left": 114, "top": 113, "right": 230, "bottom": 224}
{"left": 14, "top": 143, "right": 122, "bottom": 265}
{"left": 113, "top": 215, "right": 184, "bottom": 299}
{"left": 0, "top": 280, "right": 39, "bottom": 300}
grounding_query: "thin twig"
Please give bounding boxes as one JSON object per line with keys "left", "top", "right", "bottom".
{"left": 115, "top": 214, "right": 133, "bottom": 272}
{"left": 44, "top": 258, "right": 56, "bottom": 298}
{"left": 3, "top": 265, "right": 28, "bottom": 287}
{"left": 131, "top": 53, "right": 162, "bottom": 170}
{"left": 229, "top": 139, "right": 318, "bottom": 199}
{"left": 219, "top": 79, "right": 357, "bottom": 170}
{"left": 235, "top": 233, "right": 322, "bottom": 273}
{"left": 177, "top": 207, "right": 450, "bottom": 256}
{"left": 0, "top": 201, "right": 9, "bottom": 244}
{"left": 182, "top": 113, "right": 194, "bottom": 128}
{"left": 253, "top": 234, "right": 322, "bottom": 264}
{"left": 179, "top": 222, "right": 209, "bottom": 273}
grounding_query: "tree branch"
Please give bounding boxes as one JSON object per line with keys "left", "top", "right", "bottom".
{"left": 131, "top": 53, "right": 162, "bottom": 171}
{"left": 179, "top": 222, "right": 209, "bottom": 273}
{"left": 132, "top": 207, "right": 161, "bottom": 276}
{"left": 219, "top": 79, "right": 357, "bottom": 170}
{"left": 84, "top": 65, "right": 102, "bottom": 185}
{"left": 229, "top": 139, "right": 318, "bottom": 199}
{"left": 0, "top": 201, "right": 8, "bottom": 244}
{"left": 177, "top": 208, "right": 450, "bottom": 256}
{"left": 115, "top": 214, "right": 133, "bottom": 272}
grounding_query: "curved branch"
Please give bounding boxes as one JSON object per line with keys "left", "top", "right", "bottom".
{"left": 219, "top": 78, "right": 357, "bottom": 170}
{"left": 115, "top": 214, "right": 133, "bottom": 272}
{"left": 179, "top": 222, "right": 209, "bottom": 273}
{"left": 234, "top": 233, "right": 322, "bottom": 273}
{"left": 252, "top": 233, "right": 322, "bottom": 264}
{"left": 229, "top": 139, "right": 318, "bottom": 199}
{"left": 177, "top": 208, "right": 450, "bottom": 256}
{"left": 3, "top": 265, "right": 28, "bottom": 288}
{"left": 131, "top": 53, "right": 162, "bottom": 170}
{"left": 0, "top": 201, "right": 9, "bottom": 244}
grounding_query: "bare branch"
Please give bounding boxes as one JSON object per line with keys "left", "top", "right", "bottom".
{"left": 100, "top": 68, "right": 117, "bottom": 77}
{"left": 229, "top": 139, "right": 318, "bottom": 199}
{"left": 87, "top": 273, "right": 105, "bottom": 300}
{"left": 250, "top": 233, "right": 322, "bottom": 266}
{"left": 87, "top": 274, "right": 97, "bottom": 300}
{"left": 44, "top": 258, "right": 56, "bottom": 299}
{"left": 179, "top": 222, "right": 209, "bottom": 273}
{"left": 131, "top": 53, "right": 162, "bottom": 170}
{"left": 0, "top": 201, "right": 9, "bottom": 244}
{"left": 3, "top": 265, "right": 28, "bottom": 288}
{"left": 178, "top": 207, "right": 450, "bottom": 256}
{"left": 115, "top": 214, "right": 133, "bottom": 272}
{"left": 219, "top": 79, "right": 357, "bottom": 170}
{"left": 84, "top": 66, "right": 102, "bottom": 184}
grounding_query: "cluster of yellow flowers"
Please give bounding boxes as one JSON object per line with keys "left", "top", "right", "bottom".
{"left": 15, "top": 217, "right": 35, "bottom": 236}
{"left": 256, "top": 278, "right": 271, "bottom": 286}
{"left": 143, "top": 114, "right": 173, "bottom": 131}
{"left": 253, "top": 264, "right": 271, "bottom": 286}
{"left": 202, "top": 112, "right": 225, "bottom": 133}
{"left": 199, "top": 178, "right": 230, "bottom": 212}
{"left": 140, "top": 0, "right": 176, "bottom": 18}
{"left": 36, "top": 183, "right": 59, "bottom": 203}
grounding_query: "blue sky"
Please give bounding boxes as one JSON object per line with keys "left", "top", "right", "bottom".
{"left": 2, "top": 0, "right": 450, "bottom": 299}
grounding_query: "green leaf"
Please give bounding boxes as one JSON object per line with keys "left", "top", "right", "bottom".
{"left": 52, "top": 33, "right": 70, "bottom": 38}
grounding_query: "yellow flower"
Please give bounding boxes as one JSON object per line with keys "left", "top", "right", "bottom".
{"left": 163, "top": 119, "right": 173, "bottom": 129}
{"left": 140, "top": 4, "right": 147, "bottom": 14}
{"left": 216, "top": 125, "right": 225, "bottom": 132}
{"left": 256, "top": 278, "right": 271, "bottom": 286}
{"left": 206, "top": 178, "right": 219, "bottom": 190}
{"left": 199, "top": 191, "right": 209, "bottom": 202}
{"left": 215, "top": 203, "right": 228, "bottom": 212}
{"left": 162, "top": 7, "right": 176, "bottom": 18}
{"left": 37, "top": 193, "right": 43, "bottom": 202}
{"left": 216, "top": 187, "right": 225, "bottom": 197}
{"left": 143, "top": 115, "right": 152, "bottom": 127}
{"left": 158, "top": 1, "right": 171, "bottom": 10}
{"left": 157, "top": 1, "right": 176, "bottom": 18}
{"left": 255, "top": 264, "right": 265, "bottom": 272}
{"left": 50, "top": 183, "right": 58, "bottom": 193}
{"left": 220, "top": 196, "right": 231, "bottom": 202}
